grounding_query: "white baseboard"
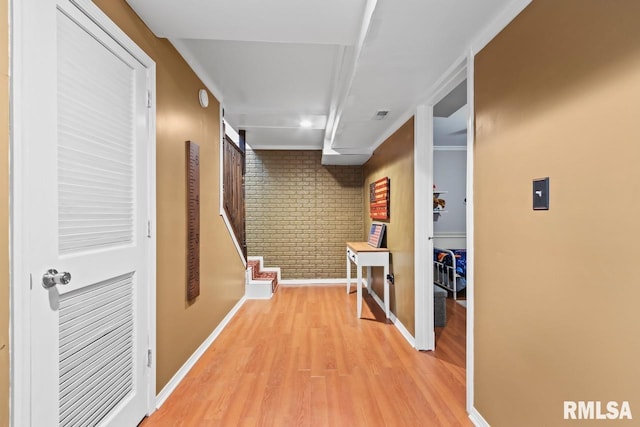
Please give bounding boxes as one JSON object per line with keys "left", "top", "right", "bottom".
{"left": 245, "top": 280, "right": 273, "bottom": 299}
{"left": 367, "top": 281, "right": 416, "bottom": 348}
{"left": 155, "top": 296, "right": 247, "bottom": 408}
{"left": 279, "top": 278, "right": 346, "bottom": 286}
{"left": 469, "top": 406, "right": 490, "bottom": 427}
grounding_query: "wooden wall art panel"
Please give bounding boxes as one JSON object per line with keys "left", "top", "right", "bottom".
{"left": 369, "top": 177, "right": 390, "bottom": 220}
{"left": 186, "top": 141, "right": 200, "bottom": 300}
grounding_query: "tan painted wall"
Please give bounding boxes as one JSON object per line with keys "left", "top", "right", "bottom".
{"left": 245, "top": 149, "right": 364, "bottom": 279}
{"left": 363, "top": 118, "right": 415, "bottom": 334}
{"left": 474, "top": 1, "right": 640, "bottom": 425}
{"left": 94, "top": 0, "right": 245, "bottom": 393}
{"left": 0, "top": 0, "right": 9, "bottom": 423}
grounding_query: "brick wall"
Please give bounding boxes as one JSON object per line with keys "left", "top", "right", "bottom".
{"left": 245, "top": 149, "right": 364, "bottom": 279}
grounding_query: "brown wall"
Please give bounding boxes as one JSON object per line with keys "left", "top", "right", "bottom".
{"left": 0, "top": 0, "right": 8, "bottom": 423}
{"left": 94, "top": 0, "right": 246, "bottom": 393}
{"left": 363, "top": 118, "right": 415, "bottom": 334}
{"left": 474, "top": 1, "right": 640, "bottom": 425}
{"left": 245, "top": 149, "right": 363, "bottom": 279}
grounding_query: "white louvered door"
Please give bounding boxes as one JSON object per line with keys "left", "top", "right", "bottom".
{"left": 26, "top": 1, "right": 152, "bottom": 426}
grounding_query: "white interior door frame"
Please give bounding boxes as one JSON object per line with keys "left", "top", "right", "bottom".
{"left": 10, "top": 0, "right": 157, "bottom": 425}
{"left": 414, "top": 56, "right": 468, "bottom": 352}
{"left": 413, "top": 104, "right": 434, "bottom": 351}
{"left": 414, "top": 0, "right": 533, "bottom": 421}
{"left": 464, "top": 49, "right": 476, "bottom": 417}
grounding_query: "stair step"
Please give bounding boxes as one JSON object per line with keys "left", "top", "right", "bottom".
{"left": 247, "top": 259, "right": 279, "bottom": 293}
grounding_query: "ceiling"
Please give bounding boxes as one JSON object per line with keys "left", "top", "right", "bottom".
{"left": 434, "top": 80, "right": 467, "bottom": 147}
{"left": 125, "top": 0, "right": 514, "bottom": 164}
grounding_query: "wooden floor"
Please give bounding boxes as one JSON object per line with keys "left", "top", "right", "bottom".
{"left": 141, "top": 286, "right": 469, "bottom": 427}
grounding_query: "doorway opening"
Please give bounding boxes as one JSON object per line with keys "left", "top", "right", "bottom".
{"left": 414, "top": 57, "right": 469, "bottom": 353}
{"left": 432, "top": 79, "right": 468, "bottom": 357}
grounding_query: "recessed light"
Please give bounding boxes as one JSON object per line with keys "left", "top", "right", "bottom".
{"left": 300, "top": 119, "right": 312, "bottom": 128}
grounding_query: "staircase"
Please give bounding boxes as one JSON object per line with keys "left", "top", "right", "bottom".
{"left": 245, "top": 256, "right": 280, "bottom": 299}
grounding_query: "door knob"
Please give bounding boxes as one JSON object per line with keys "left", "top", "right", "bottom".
{"left": 42, "top": 269, "right": 71, "bottom": 289}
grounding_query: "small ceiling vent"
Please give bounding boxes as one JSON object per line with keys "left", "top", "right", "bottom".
{"left": 373, "top": 110, "right": 389, "bottom": 120}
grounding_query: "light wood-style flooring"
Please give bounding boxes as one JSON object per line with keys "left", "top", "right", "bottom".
{"left": 141, "top": 286, "right": 469, "bottom": 426}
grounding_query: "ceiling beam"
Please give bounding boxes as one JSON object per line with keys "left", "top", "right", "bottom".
{"left": 323, "top": 0, "right": 378, "bottom": 151}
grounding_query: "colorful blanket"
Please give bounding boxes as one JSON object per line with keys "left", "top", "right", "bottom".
{"left": 434, "top": 249, "right": 467, "bottom": 278}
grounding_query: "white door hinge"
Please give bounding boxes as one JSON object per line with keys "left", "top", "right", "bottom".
{"left": 147, "top": 349, "right": 153, "bottom": 367}
{"left": 146, "top": 90, "right": 152, "bottom": 108}
{"left": 29, "top": 273, "right": 33, "bottom": 290}
{"left": 147, "top": 220, "right": 152, "bottom": 238}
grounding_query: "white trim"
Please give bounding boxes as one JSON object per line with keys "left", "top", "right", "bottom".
{"left": 11, "top": 0, "right": 158, "bottom": 424}
{"left": 414, "top": 104, "right": 434, "bottom": 351}
{"left": 414, "top": 58, "right": 470, "bottom": 353}
{"left": 223, "top": 118, "right": 239, "bottom": 144}
{"left": 9, "top": 0, "right": 30, "bottom": 423}
{"left": 420, "top": 51, "right": 476, "bottom": 416}
{"left": 368, "top": 284, "right": 415, "bottom": 348}
{"left": 245, "top": 282, "right": 273, "bottom": 299}
{"left": 326, "top": 146, "right": 373, "bottom": 156}
{"left": 465, "top": 48, "right": 476, "bottom": 417}
{"left": 469, "top": 406, "right": 491, "bottom": 427}
{"left": 70, "top": 0, "right": 151, "bottom": 62}
{"left": 434, "top": 145, "right": 467, "bottom": 151}
{"left": 220, "top": 209, "right": 247, "bottom": 266}
{"left": 219, "top": 104, "right": 225, "bottom": 218}
{"left": 470, "top": 0, "right": 532, "bottom": 54}
{"left": 155, "top": 296, "right": 247, "bottom": 408}
{"left": 279, "top": 279, "right": 346, "bottom": 286}
{"left": 414, "top": 57, "right": 468, "bottom": 351}
{"left": 168, "top": 38, "right": 224, "bottom": 104}
{"left": 145, "top": 64, "right": 158, "bottom": 414}
{"left": 323, "top": 44, "right": 346, "bottom": 148}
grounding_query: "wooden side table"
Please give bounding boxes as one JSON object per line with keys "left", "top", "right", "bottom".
{"left": 346, "top": 242, "right": 390, "bottom": 319}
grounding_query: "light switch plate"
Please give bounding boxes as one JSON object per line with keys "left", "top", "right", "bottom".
{"left": 533, "top": 177, "right": 549, "bottom": 210}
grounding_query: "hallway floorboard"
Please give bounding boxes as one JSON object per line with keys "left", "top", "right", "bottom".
{"left": 142, "top": 286, "right": 469, "bottom": 426}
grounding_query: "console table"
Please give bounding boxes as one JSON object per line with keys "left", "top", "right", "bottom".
{"left": 346, "top": 242, "right": 390, "bottom": 319}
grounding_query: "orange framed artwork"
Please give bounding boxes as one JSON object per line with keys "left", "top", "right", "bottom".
{"left": 369, "top": 177, "right": 390, "bottom": 220}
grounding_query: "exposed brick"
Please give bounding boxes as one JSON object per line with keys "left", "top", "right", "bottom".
{"left": 246, "top": 149, "right": 364, "bottom": 279}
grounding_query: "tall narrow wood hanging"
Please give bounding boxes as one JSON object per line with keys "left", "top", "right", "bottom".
{"left": 186, "top": 141, "right": 200, "bottom": 300}
{"left": 369, "top": 177, "right": 390, "bottom": 220}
